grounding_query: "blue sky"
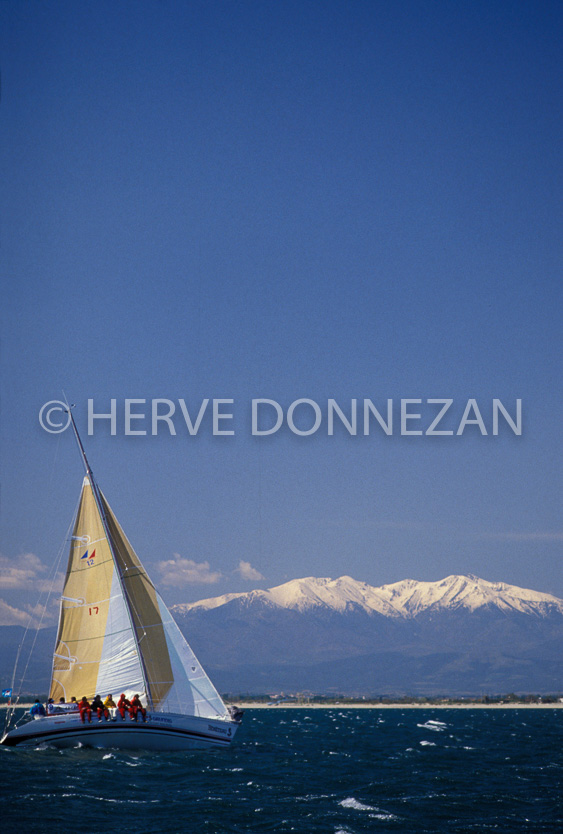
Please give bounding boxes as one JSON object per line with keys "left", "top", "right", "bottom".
{"left": 1, "top": 0, "right": 561, "bottom": 625}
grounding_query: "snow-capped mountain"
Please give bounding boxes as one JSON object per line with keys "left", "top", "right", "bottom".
{"left": 169, "top": 574, "right": 563, "bottom": 696}
{"left": 172, "top": 574, "right": 563, "bottom": 619}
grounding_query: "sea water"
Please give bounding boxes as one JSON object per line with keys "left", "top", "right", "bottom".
{"left": 1, "top": 708, "right": 561, "bottom": 833}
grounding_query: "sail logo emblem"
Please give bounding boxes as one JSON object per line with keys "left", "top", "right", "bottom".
{"left": 80, "top": 549, "right": 97, "bottom": 566}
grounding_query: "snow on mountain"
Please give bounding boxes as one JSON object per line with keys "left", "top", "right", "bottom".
{"left": 377, "top": 574, "right": 563, "bottom": 616}
{"left": 172, "top": 574, "right": 563, "bottom": 619}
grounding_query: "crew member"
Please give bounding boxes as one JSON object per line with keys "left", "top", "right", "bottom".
{"left": 117, "top": 693, "right": 131, "bottom": 720}
{"left": 78, "top": 696, "right": 92, "bottom": 724}
{"left": 91, "top": 694, "right": 109, "bottom": 721}
{"left": 30, "top": 698, "right": 46, "bottom": 718}
{"left": 129, "top": 694, "right": 147, "bottom": 723}
{"left": 103, "top": 694, "right": 117, "bottom": 721}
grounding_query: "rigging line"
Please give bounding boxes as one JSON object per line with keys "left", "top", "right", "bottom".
{"left": 98, "top": 513, "right": 162, "bottom": 689}
{"left": 95, "top": 492, "right": 154, "bottom": 705}
{"left": 62, "top": 403, "right": 176, "bottom": 714}
{"left": 12, "top": 511, "right": 74, "bottom": 692}
{"left": 97, "top": 498, "right": 173, "bottom": 709}
{"left": 5, "top": 453, "right": 67, "bottom": 729}
{"left": 99, "top": 503, "right": 161, "bottom": 694}
{"left": 94, "top": 473, "right": 174, "bottom": 706}
{"left": 4, "top": 503, "right": 78, "bottom": 734}
{"left": 5, "top": 496, "right": 78, "bottom": 730}
{"left": 65, "top": 405, "right": 154, "bottom": 709}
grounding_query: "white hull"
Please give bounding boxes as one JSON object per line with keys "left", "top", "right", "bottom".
{"left": 1, "top": 710, "right": 240, "bottom": 751}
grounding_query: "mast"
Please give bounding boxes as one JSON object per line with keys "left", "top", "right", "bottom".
{"left": 66, "top": 405, "right": 154, "bottom": 709}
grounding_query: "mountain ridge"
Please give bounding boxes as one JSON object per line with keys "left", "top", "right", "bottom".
{"left": 169, "top": 573, "right": 563, "bottom": 694}
{"left": 171, "top": 573, "right": 563, "bottom": 619}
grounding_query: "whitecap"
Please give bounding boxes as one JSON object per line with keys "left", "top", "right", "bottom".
{"left": 420, "top": 740, "right": 436, "bottom": 746}
{"left": 297, "top": 794, "right": 332, "bottom": 803}
{"left": 62, "top": 795, "right": 154, "bottom": 804}
{"left": 102, "top": 753, "right": 114, "bottom": 760}
{"left": 340, "top": 797, "right": 377, "bottom": 811}
{"left": 417, "top": 721, "right": 445, "bottom": 731}
{"left": 370, "top": 812, "right": 398, "bottom": 820}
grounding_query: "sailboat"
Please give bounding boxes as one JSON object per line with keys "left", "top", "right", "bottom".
{"left": 1, "top": 411, "right": 243, "bottom": 750}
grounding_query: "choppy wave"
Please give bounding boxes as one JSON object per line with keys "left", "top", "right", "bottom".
{"left": 339, "top": 797, "right": 377, "bottom": 811}
{"left": 1, "top": 707, "right": 561, "bottom": 832}
{"left": 417, "top": 719, "right": 447, "bottom": 731}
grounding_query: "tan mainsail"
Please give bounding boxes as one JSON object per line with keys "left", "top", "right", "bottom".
{"left": 50, "top": 479, "right": 117, "bottom": 702}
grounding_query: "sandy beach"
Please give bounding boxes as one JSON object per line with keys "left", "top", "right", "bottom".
{"left": 232, "top": 702, "right": 563, "bottom": 709}
{"left": 3, "top": 701, "right": 561, "bottom": 711}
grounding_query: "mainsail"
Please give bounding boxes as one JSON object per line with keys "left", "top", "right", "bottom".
{"left": 50, "top": 477, "right": 227, "bottom": 719}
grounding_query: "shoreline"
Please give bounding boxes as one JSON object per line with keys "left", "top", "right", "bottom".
{"left": 231, "top": 702, "right": 563, "bottom": 709}
{"left": 3, "top": 702, "right": 561, "bottom": 711}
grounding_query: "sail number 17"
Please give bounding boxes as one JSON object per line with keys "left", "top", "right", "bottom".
{"left": 89, "top": 606, "right": 99, "bottom": 615}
